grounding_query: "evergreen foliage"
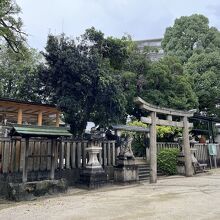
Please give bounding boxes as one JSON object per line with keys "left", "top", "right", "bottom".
{"left": 0, "top": 46, "right": 43, "bottom": 101}
{"left": 162, "top": 14, "right": 220, "bottom": 63}
{"left": 157, "top": 148, "right": 180, "bottom": 175}
{"left": 163, "top": 14, "right": 220, "bottom": 117}
{"left": 40, "top": 33, "right": 127, "bottom": 134}
{"left": 0, "top": 4, "right": 219, "bottom": 136}
{"left": 0, "top": 0, "right": 26, "bottom": 52}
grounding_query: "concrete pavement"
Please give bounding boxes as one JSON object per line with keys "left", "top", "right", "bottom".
{"left": 1, "top": 170, "right": 220, "bottom": 220}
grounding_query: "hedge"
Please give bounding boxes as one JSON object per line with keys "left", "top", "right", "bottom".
{"left": 157, "top": 148, "right": 180, "bottom": 175}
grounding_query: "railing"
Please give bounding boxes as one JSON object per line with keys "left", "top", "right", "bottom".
{"left": 157, "top": 142, "right": 220, "bottom": 165}
{"left": 58, "top": 140, "right": 116, "bottom": 169}
{"left": 1, "top": 137, "right": 219, "bottom": 174}
{"left": 193, "top": 144, "right": 220, "bottom": 164}
{"left": 157, "top": 142, "right": 180, "bottom": 152}
{"left": 0, "top": 138, "right": 117, "bottom": 174}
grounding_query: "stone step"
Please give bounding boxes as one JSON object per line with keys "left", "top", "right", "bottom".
{"left": 138, "top": 166, "right": 150, "bottom": 170}
{"left": 138, "top": 167, "right": 150, "bottom": 171}
{"left": 137, "top": 163, "right": 164, "bottom": 179}
{"left": 139, "top": 177, "right": 149, "bottom": 181}
{"left": 139, "top": 170, "right": 163, "bottom": 175}
{"left": 138, "top": 164, "right": 149, "bottom": 167}
{"left": 139, "top": 170, "right": 149, "bottom": 174}
{"left": 138, "top": 163, "right": 150, "bottom": 181}
{"left": 139, "top": 174, "right": 149, "bottom": 178}
{"left": 139, "top": 173, "right": 149, "bottom": 177}
{"left": 137, "top": 163, "right": 149, "bottom": 166}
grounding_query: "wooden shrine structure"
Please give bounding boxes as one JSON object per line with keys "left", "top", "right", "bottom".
{"left": 134, "top": 97, "right": 194, "bottom": 183}
{"left": 10, "top": 125, "right": 72, "bottom": 183}
{"left": 0, "top": 98, "right": 72, "bottom": 183}
{"left": 0, "top": 98, "right": 61, "bottom": 128}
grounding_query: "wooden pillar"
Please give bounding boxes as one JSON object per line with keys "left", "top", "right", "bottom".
{"left": 37, "top": 111, "right": 43, "bottom": 126}
{"left": 150, "top": 111, "right": 157, "bottom": 183}
{"left": 50, "top": 139, "right": 56, "bottom": 180}
{"left": 17, "top": 108, "right": 23, "bottom": 125}
{"left": 183, "top": 116, "right": 193, "bottom": 177}
{"left": 107, "top": 142, "right": 111, "bottom": 166}
{"left": 112, "top": 142, "right": 116, "bottom": 166}
{"left": 22, "top": 137, "right": 29, "bottom": 182}
{"left": 55, "top": 112, "right": 59, "bottom": 127}
{"left": 66, "top": 142, "right": 71, "bottom": 169}
{"left": 60, "top": 142, "right": 65, "bottom": 169}
{"left": 71, "top": 142, "right": 76, "bottom": 168}
{"left": 77, "top": 142, "right": 82, "bottom": 168}
{"left": 82, "top": 142, "right": 87, "bottom": 168}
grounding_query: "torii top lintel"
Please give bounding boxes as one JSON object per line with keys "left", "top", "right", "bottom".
{"left": 134, "top": 97, "right": 194, "bottom": 117}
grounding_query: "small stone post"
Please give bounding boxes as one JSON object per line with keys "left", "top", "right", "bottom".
{"left": 50, "top": 139, "right": 56, "bottom": 180}
{"left": 150, "top": 111, "right": 157, "bottom": 183}
{"left": 22, "top": 137, "right": 29, "bottom": 183}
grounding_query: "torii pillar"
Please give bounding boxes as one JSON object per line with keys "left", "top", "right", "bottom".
{"left": 183, "top": 116, "right": 193, "bottom": 177}
{"left": 149, "top": 111, "right": 157, "bottom": 183}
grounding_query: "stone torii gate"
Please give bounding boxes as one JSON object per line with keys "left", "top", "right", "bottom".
{"left": 134, "top": 97, "right": 194, "bottom": 183}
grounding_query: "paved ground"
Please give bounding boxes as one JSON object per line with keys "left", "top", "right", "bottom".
{"left": 1, "top": 170, "right": 220, "bottom": 220}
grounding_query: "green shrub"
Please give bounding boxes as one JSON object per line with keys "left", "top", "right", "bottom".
{"left": 157, "top": 148, "right": 180, "bottom": 175}
{"left": 157, "top": 126, "right": 182, "bottom": 142}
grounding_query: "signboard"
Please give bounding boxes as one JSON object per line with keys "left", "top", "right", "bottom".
{"left": 208, "top": 144, "right": 217, "bottom": 156}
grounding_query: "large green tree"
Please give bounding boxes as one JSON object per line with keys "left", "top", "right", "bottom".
{"left": 140, "top": 56, "right": 198, "bottom": 110}
{"left": 162, "top": 14, "right": 220, "bottom": 117}
{"left": 40, "top": 31, "right": 128, "bottom": 134}
{"left": 121, "top": 41, "right": 151, "bottom": 114}
{"left": 82, "top": 27, "right": 129, "bottom": 70}
{"left": 0, "top": 0, "right": 26, "bottom": 52}
{"left": 162, "top": 14, "right": 220, "bottom": 63}
{"left": 184, "top": 51, "right": 220, "bottom": 116}
{"left": 0, "top": 45, "right": 43, "bottom": 101}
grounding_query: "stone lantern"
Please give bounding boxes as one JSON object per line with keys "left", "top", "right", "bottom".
{"left": 86, "top": 139, "right": 102, "bottom": 169}
{"left": 79, "top": 128, "right": 108, "bottom": 188}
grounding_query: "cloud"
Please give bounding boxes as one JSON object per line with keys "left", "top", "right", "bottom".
{"left": 16, "top": 0, "right": 220, "bottom": 50}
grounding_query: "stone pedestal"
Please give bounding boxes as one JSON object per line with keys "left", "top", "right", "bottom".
{"left": 79, "top": 168, "right": 107, "bottom": 189}
{"left": 177, "top": 149, "right": 195, "bottom": 175}
{"left": 79, "top": 142, "right": 107, "bottom": 189}
{"left": 114, "top": 157, "right": 139, "bottom": 183}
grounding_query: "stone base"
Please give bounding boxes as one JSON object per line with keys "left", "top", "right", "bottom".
{"left": 114, "top": 159, "right": 139, "bottom": 183}
{"left": 6, "top": 179, "right": 68, "bottom": 201}
{"left": 79, "top": 168, "right": 108, "bottom": 189}
{"left": 177, "top": 152, "right": 194, "bottom": 176}
{"left": 177, "top": 165, "right": 185, "bottom": 175}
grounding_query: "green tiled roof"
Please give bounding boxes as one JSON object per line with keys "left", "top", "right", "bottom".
{"left": 111, "top": 125, "right": 149, "bottom": 133}
{"left": 10, "top": 125, "right": 72, "bottom": 137}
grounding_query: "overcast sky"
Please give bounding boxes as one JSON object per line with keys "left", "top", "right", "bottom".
{"left": 16, "top": 0, "right": 220, "bottom": 51}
